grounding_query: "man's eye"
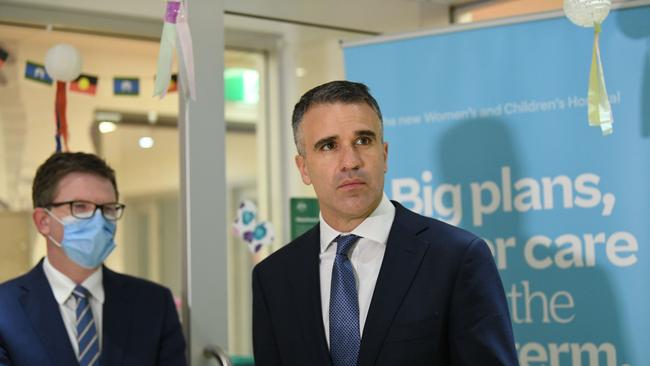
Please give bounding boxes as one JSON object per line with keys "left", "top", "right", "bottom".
{"left": 73, "top": 202, "right": 93, "bottom": 212}
{"left": 355, "top": 136, "right": 372, "bottom": 145}
{"left": 321, "top": 142, "right": 336, "bottom": 151}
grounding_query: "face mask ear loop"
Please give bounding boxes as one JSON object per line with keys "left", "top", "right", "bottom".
{"left": 44, "top": 208, "right": 64, "bottom": 248}
{"left": 44, "top": 208, "right": 66, "bottom": 224}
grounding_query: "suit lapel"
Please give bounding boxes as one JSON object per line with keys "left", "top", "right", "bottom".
{"left": 101, "top": 266, "right": 134, "bottom": 366}
{"left": 19, "top": 262, "right": 78, "bottom": 366}
{"left": 358, "top": 204, "right": 430, "bottom": 366}
{"left": 287, "top": 226, "right": 332, "bottom": 366}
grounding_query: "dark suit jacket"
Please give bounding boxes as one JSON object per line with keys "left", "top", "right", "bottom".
{"left": 253, "top": 201, "right": 518, "bottom": 366}
{"left": 0, "top": 260, "right": 187, "bottom": 366}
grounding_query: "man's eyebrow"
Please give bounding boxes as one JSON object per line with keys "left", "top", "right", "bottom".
{"left": 313, "top": 135, "right": 337, "bottom": 150}
{"left": 356, "top": 130, "right": 377, "bottom": 138}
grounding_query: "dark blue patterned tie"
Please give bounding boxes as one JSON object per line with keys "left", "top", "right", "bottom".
{"left": 329, "top": 234, "right": 361, "bottom": 366}
{"left": 72, "top": 285, "right": 100, "bottom": 366}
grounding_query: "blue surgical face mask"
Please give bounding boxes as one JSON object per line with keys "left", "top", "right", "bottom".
{"left": 46, "top": 209, "right": 117, "bottom": 269}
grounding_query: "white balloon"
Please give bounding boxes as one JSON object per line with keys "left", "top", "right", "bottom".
{"left": 44, "top": 44, "right": 82, "bottom": 82}
{"left": 564, "top": 0, "right": 612, "bottom": 27}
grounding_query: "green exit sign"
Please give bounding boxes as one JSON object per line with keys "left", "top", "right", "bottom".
{"left": 224, "top": 68, "right": 259, "bottom": 104}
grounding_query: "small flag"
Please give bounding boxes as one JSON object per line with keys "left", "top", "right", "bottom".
{"left": 0, "top": 48, "right": 8, "bottom": 69}
{"left": 25, "top": 61, "right": 53, "bottom": 85}
{"left": 70, "top": 74, "right": 98, "bottom": 95}
{"left": 168, "top": 73, "right": 178, "bottom": 93}
{"left": 113, "top": 77, "right": 139, "bottom": 96}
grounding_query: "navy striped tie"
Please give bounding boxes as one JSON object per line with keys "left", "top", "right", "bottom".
{"left": 72, "top": 285, "right": 100, "bottom": 366}
{"left": 329, "top": 234, "right": 361, "bottom": 366}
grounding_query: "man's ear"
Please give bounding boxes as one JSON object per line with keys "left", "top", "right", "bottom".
{"left": 295, "top": 154, "right": 312, "bottom": 185}
{"left": 383, "top": 142, "right": 388, "bottom": 173}
{"left": 32, "top": 208, "right": 52, "bottom": 236}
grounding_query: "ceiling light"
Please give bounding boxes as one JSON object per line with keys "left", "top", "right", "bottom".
{"left": 98, "top": 121, "right": 117, "bottom": 134}
{"left": 138, "top": 136, "right": 154, "bottom": 149}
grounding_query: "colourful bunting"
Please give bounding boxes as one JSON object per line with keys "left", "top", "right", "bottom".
{"left": 21, "top": 61, "right": 187, "bottom": 97}
{"left": 70, "top": 73, "right": 98, "bottom": 95}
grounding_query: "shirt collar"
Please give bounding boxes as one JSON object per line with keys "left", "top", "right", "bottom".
{"left": 43, "top": 256, "right": 105, "bottom": 304}
{"left": 319, "top": 193, "right": 395, "bottom": 253}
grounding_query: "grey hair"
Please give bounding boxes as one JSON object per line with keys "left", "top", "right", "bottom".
{"left": 291, "top": 80, "right": 383, "bottom": 155}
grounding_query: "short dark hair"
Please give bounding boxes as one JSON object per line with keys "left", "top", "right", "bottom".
{"left": 32, "top": 152, "right": 118, "bottom": 208}
{"left": 291, "top": 80, "right": 383, "bottom": 155}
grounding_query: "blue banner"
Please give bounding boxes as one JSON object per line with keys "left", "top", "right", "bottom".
{"left": 345, "top": 5, "right": 649, "bottom": 366}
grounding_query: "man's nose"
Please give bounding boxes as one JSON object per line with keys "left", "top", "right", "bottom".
{"left": 340, "top": 144, "right": 362, "bottom": 171}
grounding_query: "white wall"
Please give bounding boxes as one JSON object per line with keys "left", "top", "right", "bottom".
{"left": 0, "top": 212, "right": 31, "bottom": 282}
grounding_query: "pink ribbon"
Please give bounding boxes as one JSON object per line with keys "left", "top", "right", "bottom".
{"left": 165, "top": 1, "right": 180, "bottom": 23}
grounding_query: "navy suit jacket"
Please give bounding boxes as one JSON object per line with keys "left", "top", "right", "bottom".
{"left": 253, "top": 201, "right": 518, "bottom": 366}
{"left": 0, "top": 261, "right": 187, "bottom": 366}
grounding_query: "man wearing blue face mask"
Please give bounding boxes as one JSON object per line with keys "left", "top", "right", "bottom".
{"left": 0, "top": 152, "right": 187, "bottom": 366}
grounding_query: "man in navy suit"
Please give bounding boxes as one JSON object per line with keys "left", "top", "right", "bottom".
{"left": 253, "top": 81, "right": 518, "bottom": 366}
{"left": 0, "top": 152, "right": 186, "bottom": 366}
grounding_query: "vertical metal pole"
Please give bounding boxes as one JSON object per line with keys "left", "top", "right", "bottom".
{"left": 179, "top": 0, "right": 228, "bottom": 364}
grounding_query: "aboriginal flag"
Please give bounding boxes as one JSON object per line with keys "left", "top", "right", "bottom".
{"left": 168, "top": 73, "right": 178, "bottom": 93}
{"left": 0, "top": 48, "right": 8, "bottom": 69}
{"left": 70, "top": 74, "right": 98, "bottom": 95}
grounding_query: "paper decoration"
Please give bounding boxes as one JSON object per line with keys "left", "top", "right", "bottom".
{"left": 113, "top": 77, "right": 140, "bottom": 96}
{"left": 564, "top": 0, "right": 611, "bottom": 27}
{"left": 70, "top": 74, "right": 98, "bottom": 95}
{"left": 44, "top": 44, "right": 83, "bottom": 152}
{"left": 44, "top": 44, "right": 82, "bottom": 82}
{"left": 153, "top": 1, "right": 196, "bottom": 100}
{"left": 563, "top": 0, "right": 614, "bottom": 136}
{"left": 24, "top": 61, "right": 52, "bottom": 84}
{"left": 53, "top": 80, "right": 69, "bottom": 152}
{"left": 233, "top": 200, "right": 275, "bottom": 254}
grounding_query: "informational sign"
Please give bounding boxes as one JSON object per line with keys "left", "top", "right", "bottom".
{"left": 344, "top": 4, "right": 649, "bottom": 365}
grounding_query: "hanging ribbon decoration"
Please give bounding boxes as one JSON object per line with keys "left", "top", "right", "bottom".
{"left": 588, "top": 23, "right": 612, "bottom": 135}
{"left": 175, "top": 3, "right": 196, "bottom": 100}
{"left": 563, "top": 0, "right": 613, "bottom": 136}
{"left": 44, "top": 44, "right": 82, "bottom": 152}
{"left": 55, "top": 81, "right": 69, "bottom": 151}
{"left": 154, "top": 0, "right": 196, "bottom": 100}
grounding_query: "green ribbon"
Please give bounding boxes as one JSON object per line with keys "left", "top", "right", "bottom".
{"left": 153, "top": 5, "right": 178, "bottom": 98}
{"left": 588, "top": 22, "right": 613, "bottom": 136}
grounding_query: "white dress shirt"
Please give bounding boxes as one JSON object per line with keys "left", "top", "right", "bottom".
{"left": 42, "top": 257, "right": 104, "bottom": 357}
{"left": 319, "top": 193, "right": 395, "bottom": 347}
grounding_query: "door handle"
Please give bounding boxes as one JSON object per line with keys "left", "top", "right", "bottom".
{"left": 203, "top": 345, "right": 233, "bottom": 366}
